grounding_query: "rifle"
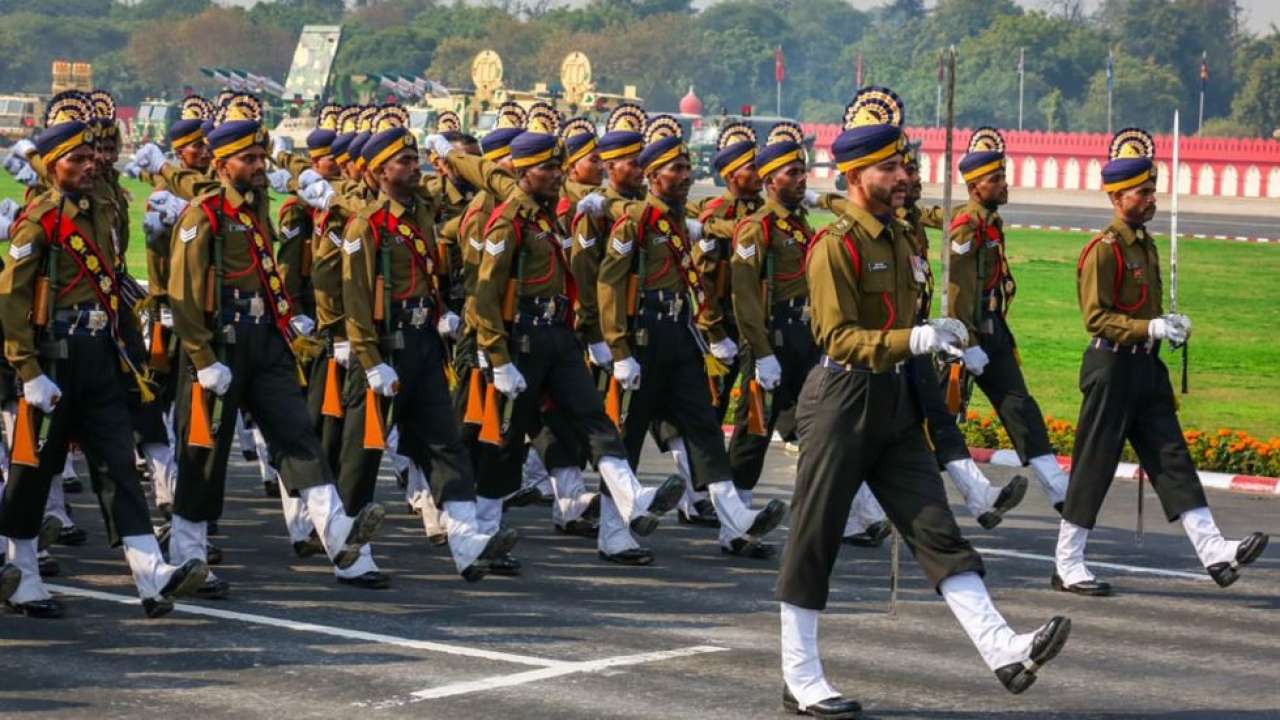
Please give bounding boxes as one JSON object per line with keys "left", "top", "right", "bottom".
{"left": 14, "top": 228, "right": 66, "bottom": 467}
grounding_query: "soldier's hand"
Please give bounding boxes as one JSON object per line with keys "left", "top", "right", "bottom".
{"left": 424, "top": 134, "right": 454, "bottom": 160}
{"left": 927, "top": 317, "right": 969, "bottom": 347}
{"left": 709, "top": 336, "right": 738, "bottom": 362}
{"left": 3, "top": 151, "right": 28, "bottom": 176}
{"left": 613, "top": 356, "right": 642, "bottom": 391}
{"left": 909, "top": 324, "right": 963, "bottom": 358}
{"left": 685, "top": 218, "right": 703, "bottom": 243}
{"left": 755, "top": 354, "right": 782, "bottom": 391}
{"left": 197, "top": 362, "right": 233, "bottom": 396}
{"left": 133, "top": 143, "right": 168, "bottom": 173}
{"left": 492, "top": 363, "right": 527, "bottom": 399}
{"left": 14, "top": 164, "right": 37, "bottom": 187}
{"left": 333, "top": 341, "right": 351, "bottom": 368}
{"left": 366, "top": 363, "right": 401, "bottom": 397}
{"left": 298, "top": 169, "right": 325, "bottom": 191}
{"left": 142, "top": 210, "right": 166, "bottom": 240}
{"left": 22, "top": 374, "right": 61, "bottom": 413}
{"left": 10, "top": 139, "right": 34, "bottom": 161}
{"left": 147, "top": 190, "right": 187, "bottom": 225}
{"left": 587, "top": 341, "right": 612, "bottom": 368}
{"left": 1168, "top": 313, "right": 1192, "bottom": 338}
{"left": 1150, "top": 315, "right": 1188, "bottom": 345}
{"left": 576, "top": 193, "right": 606, "bottom": 218}
{"left": 267, "top": 168, "right": 292, "bottom": 194}
{"left": 802, "top": 189, "right": 820, "bottom": 208}
{"left": 122, "top": 159, "right": 141, "bottom": 179}
{"left": 300, "top": 179, "right": 335, "bottom": 210}
{"left": 436, "top": 311, "right": 461, "bottom": 340}
{"left": 961, "top": 346, "right": 989, "bottom": 376}
{"left": 289, "top": 314, "right": 316, "bottom": 337}
{"left": 0, "top": 199, "right": 18, "bottom": 240}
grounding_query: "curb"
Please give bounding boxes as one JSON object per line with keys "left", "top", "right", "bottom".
{"left": 970, "top": 447, "right": 1280, "bottom": 497}
{"left": 718, "top": 426, "right": 1280, "bottom": 497}
{"left": 1005, "top": 223, "right": 1277, "bottom": 244}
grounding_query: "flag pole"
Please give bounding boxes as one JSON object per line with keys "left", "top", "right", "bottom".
{"left": 1017, "top": 47, "right": 1025, "bottom": 131}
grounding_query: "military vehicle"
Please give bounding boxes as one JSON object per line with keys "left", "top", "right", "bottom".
{"left": 0, "top": 94, "right": 44, "bottom": 146}
{"left": 689, "top": 112, "right": 815, "bottom": 185}
{"left": 270, "top": 24, "right": 345, "bottom": 150}
{"left": 132, "top": 99, "right": 178, "bottom": 147}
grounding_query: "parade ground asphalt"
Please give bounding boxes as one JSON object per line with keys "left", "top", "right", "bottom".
{"left": 2, "top": 442, "right": 1278, "bottom": 720}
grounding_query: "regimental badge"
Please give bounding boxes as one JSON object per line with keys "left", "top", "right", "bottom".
{"left": 399, "top": 224, "right": 411, "bottom": 237}
{"left": 277, "top": 299, "right": 289, "bottom": 315}
{"left": 99, "top": 276, "right": 112, "bottom": 292}
{"left": 415, "top": 240, "right": 427, "bottom": 255}
{"left": 70, "top": 236, "right": 85, "bottom": 252}
{"left": 85, "top": 255, "right": 99, "bottom": 271}
{"left": 657, "top": 218, "right": 671, "bottom": 234}
{"left": 262, "top": 256, "right": 274, "bottom": 272}
{"left": 777, "top": 219, "right": 790, "bottom": 232}
{"left": 270, "top": 276, "right": 281, "bottom": 291}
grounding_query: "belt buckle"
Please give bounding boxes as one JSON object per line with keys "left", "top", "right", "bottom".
{"left": 411, "top": 306, "right": 428, "bottom": 327}
{"left": 673, "top": 295, "right": 684, "bottom": 315}
{"left": 541, "top": 299, "right": 556, "bottom": 320}
{"left": 86, "top": 310, "right": 108, "bottom": 332}
{"left": 248, "top": 296, "right": 265, "bottom": 319}
{"left": 800, "top": 304, "right": 812, "bottom": 323}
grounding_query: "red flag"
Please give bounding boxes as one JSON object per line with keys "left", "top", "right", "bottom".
{"left": 774, "top": 46, "right": 785, "bottom": 83}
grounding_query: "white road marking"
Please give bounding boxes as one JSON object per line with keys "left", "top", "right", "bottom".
{"left": 45, "top": 583, "right": 569, "bottom": 668}
{"left": 974, "top": 548, "right": 1208, "bottom": 580}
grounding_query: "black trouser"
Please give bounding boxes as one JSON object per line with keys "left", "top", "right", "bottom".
{"left": 304, "top": 337, "right": 346, "bottom": 476}
{"left": 728, "top": 301, "right": 819, "bottom": 491}
{"left": 342, "top": 316, "right": 475, "bottom": 511}
{"left": 479, "top": 314, "right": 626, "bottom": 498}
{"left": 912, "top": 356, "right": 972, "bottom": 467}
{"left": 622, "top": 300, "right": 733, "bottom": 492}
{"left": 775, "top": 361, "right": 985, "bottom": 610}
{"left": 0, "top": 332, "right": 152, "bottom": 546}
{"left": 173, "top": 320, "right": 334, "bottom": 523}
{"left": 972, "top": 315, "right": 1052, "bottom": 462}
{"left": 1064, "top": 343, "right": 1206, "bottom": 529}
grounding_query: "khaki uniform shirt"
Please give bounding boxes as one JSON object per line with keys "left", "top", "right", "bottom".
{"left": 730, "top": 198, "right": 812, "bottom": 358}
{"left": 946, "top": 200, "right": 1015, "bottom": 345}
{"left": 1077, "top": 217, "right": 1162, "bottom": 345}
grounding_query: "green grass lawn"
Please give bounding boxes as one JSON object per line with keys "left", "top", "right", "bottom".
{"left": 2, "top": 174, "right": 1276, "bottom": 436}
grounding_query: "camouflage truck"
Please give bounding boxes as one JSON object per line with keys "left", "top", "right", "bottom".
{"left": 132, "top": 99, "right": 177, "bottom": 147}
{"left": 270, "top": 24, "right": 344, "bottom": 151}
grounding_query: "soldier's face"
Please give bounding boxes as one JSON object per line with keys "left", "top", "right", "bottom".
{"left": 648, "top": 156, "right": 692, "bottom": 204}
{"left": 54, "top": 144, "right": 97, "bottom": 194}
{"left": 849, "top": 157, "right": 908, "bottom": 211}
{"left": 1113, "top": 180, "right": 1157, "bottom": 225}
{"left": 520, "top": 160, "right": 564, "bottom": 204}
{"left": 220, "top": 145, "right": 268, "bottom": 190}
{"left": 313, "top": 154, "right": 339, "bottom": 180}
{"left": 768, "top": 161, "right": 807, "bottom": 207}
{"left": 905, "top": 163, "right": 922, "bottom": 204}
{"left": 728, "top": 163, "right": 762, "bottom": 197}
{"left": 972, "top": 170, "right": 1008, "bottom": 207}
{"left": 381, "top": 147, "right": 421, "bottom": 195}
{"left": 97, "top": 135, "right": 120, "bottom": 168}
{"left": 179, "top": 140, "right": 211, "bottom": 172}
{"left": 572, "top": 150, "right": 603, "bottom": 186}
{"left": 606, "top": 156, "right": 644, "bottom": 195}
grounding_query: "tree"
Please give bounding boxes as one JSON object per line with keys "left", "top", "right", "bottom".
{"left": 1230, "top": 45, "right": 1280, "bottom": 136}
{"left": 1076, "top": 51, "right": 1183, "bottom": 132}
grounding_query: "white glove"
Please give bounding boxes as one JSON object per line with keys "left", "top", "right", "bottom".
{"left": 755, "top": 354, "right": 782, "bottom": 391}
{"left": 142, "top": 211, "right": 165, "bottom": 238}
{"left": 298, "top": 168, "right": 324, "bottom": 191}
{"left": 928, "top": 317, "right": 969, "bottom": 348}
{"left": 10, "top": 139, "right": 34, "bottom": 160}
{"left": 1149, "top": 315, "right": 1189, "bottom": 345}
{"left": 492, "top": 362, "right": 527, "bottom": 399}
{"left": 14, "top": 164, "right": 37, "bottom": 187}
{"left": 613, "top": 356, "right": 642, "bottom": 391}
{"left": 476, "top": 351, "right": 490, "bottom": 370}
{"left": 576, "top": 193, "right": 606, "bottom": 218}
{"left": 267, "top": 168, "right": 292, "bottom": 194}
{"left": 366, "top": 363, "right": 400, "bottom": 397}
{"left": 803, "top": 189, "right": 820, "bottom": 208}
{"left": 197, "top": 362, "right": 233, "bottom": 396}
{"left": 709, "top": 336, "right": 738, "bottom": 362}
{"left": 1166, "top": 313, "right": 1192, "bottom": 338}
{"left": 587, "top": 341, "right": 612, "bottom": 368}
{"left": 909, "top": 325, "right": 964, "bottom": 358}
{"left": 3, "top": 152, "right": 28, "bottom": 176}
{"left": 685, "top": 218, "right": 703, "bottom": 243}
{"left": 333, "top": 341, "right": 351, "bottom": 368}
{"left": 271, "top": 134, "right": 289, "bottom": 160}
{"left": 424, "top": 133, "right": 454, "bottom": 159}
{"left": 22, "top": 374, "right": 61, "bottom": 413}
{"left": 122, "top": 159, "right": 141, "bottom": 179}
{"left": 436, "top": 311, "right": 461, "bottom": 340}
{"left": 300, "top": 179, "right": 335, "bottom": 210}
{"left": 289, "top": 314, "right": 316, "bottom": 337}
{"left": 147, "top": 190, "right": 188, "bottom": 225}
{"left": 159, "top": 307, "right": 173, "bottom": 328}
{"left": 962, "top": 345, "right": 989, "bottom": 376}
{"left": 0, "top": 198, "right": 18, "bottom": 217}
{"left": 132, "top": 143, "right": 168, "bottom": 173}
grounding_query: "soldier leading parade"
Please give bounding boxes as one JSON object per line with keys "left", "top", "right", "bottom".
{"left": 0, "top": 42, "right": 1270, "bottom": 720}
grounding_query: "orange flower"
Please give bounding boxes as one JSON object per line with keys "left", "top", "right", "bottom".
{"left": 1217, "top": 429, "right": 1231, "bottom": 437}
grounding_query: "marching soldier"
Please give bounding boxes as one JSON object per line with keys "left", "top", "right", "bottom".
{"left": 1054, "top": 128, "right": 1268, "bottom": 596}
{"left": 725, "top": 122, "right": 819, "bottom": 556}
{"left": 472, "top": 119, "right": 684, "bottom": 566}
{"left": 946, "top": 128, "right": 1070, "bottom": 512}
{"left": 166, "top": 94, "right": 385, "bottom": 597}
{"left": 597, "top": 114, "right": 787, "bottom": 560}
{"left": 775, "top": 88, "right": 1070, "bottom": 715}
{"left": 0, "top": 92, "right": 207, "bottom": 618}
{"left": 339, "top": 107, "right": 519, "bottom": 582}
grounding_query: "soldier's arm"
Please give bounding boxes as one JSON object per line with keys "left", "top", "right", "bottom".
{"left": 1079, "top": 236, "right": 1149, "bottom": 344}
{"left": 275, "top": 151, "right": 309, "bottom": 181}
{"left": 569, "top": 212, "right": 604, "bottom": 345}
{"left": 0, "top": 217, "right": 47, "bottom": 381}
{"left": 730, "top": 219, "right": 770, "bottom": 358}
{"left": 473, "top": 214, "right": 520, "bottom": 367}
{"left": 341, "top": 216, "right": 383, "bottom": 369}
{"left": 167, "top": 205, "right": 217, "bottom": 369}
{"left": 944, "top": 217, "right": 980, "bottom": 345}
{"left": 146, "top": 245, "right": 168, "bottom": 300}
{"left": 597, "top": 217, "right": 638, "bottom": 361}
{"left": 311, "top": 211, "right": 346, "bottom": 338}
{"left": 159, "top": 163, "right": 218, "bottom": 201}
{"left": 276, "top": 201, "right": 308, "bottom": 301}
{"left": 444, "top": 153, "right": 517, "bottom": 204}
{"left": 808, "top": 233, "right": 912, "bottom": 369}
{"left": 919, "top": 205, "right": 944, "bottom": 229}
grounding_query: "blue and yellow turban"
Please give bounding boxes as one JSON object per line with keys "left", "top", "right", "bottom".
{"left": 755, "top": 122, "right": 805, "bottom": 178}
{"left": 832, "top": 86, "right": 905, "bottom": 172}
{"left": 638, "top": 114, "right": 685, "bottom": 175}
{"left": 37, "top": 91, "right": 95, "bottom": 164}
{"left": 362, "top": 105, "right": 415, "bottom": 173}
{"left": 959, "top": 127, "right": 1006, "bottom": 183}
{"left": 560, "top": 117, "right": 597, "bottom": 168}
{"left": 1102, "top": 128, "right": 1156, "bottom": 193}
{"left": 712, "top": 122, "right": 756, "bottom": 179}
{"left": 598, "top": 102, "right": 645, "bottom": 161}
{"left": 207, "top": 94, "right": 267, "bottom": 160}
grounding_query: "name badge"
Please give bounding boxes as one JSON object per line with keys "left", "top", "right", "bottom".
{"left": 867, "top": 261, "right": 889, "bottom": 272}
